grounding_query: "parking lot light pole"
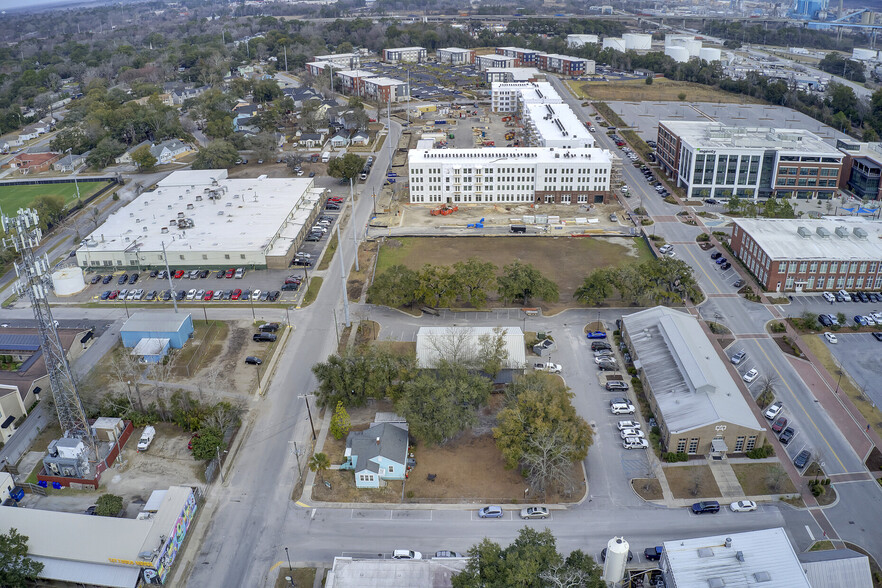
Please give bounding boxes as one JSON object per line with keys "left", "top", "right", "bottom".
{"left": 285, "top": 547, "right": 292, "bottom": 572}
{"left": 298, "top": 394, "right": 317, "bottom": 440}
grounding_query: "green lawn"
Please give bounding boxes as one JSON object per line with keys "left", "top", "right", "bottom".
{"left": 0, "top": 181, "right": 109, "bottom": 214}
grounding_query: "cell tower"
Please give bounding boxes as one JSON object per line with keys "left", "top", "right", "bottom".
{"left": 2, "top": 207, "right": 97, "bottom": 461}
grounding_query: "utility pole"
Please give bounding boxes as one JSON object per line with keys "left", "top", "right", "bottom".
{"left": 350, "top": 179, "right": 359, "bottom": 272}
{"left": 284, "top": 46, "right": 288, "bottom": 72}
{"left": 161, "top": 241, "right": 178, "bottom": 313}
{"left": 336, "top": 219, "right": 350, "bottom": 327}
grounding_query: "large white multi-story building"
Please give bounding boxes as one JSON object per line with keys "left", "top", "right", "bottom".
{"left": 491, "top": 82, "right": 593, "bottom": 149}
{"left": 361, "top": 77, "right": 409, "bottom": 102}
{"left": 657, "top": 121, "right": 844, "bottom": 200}
{"left": 76, "top": 170, "right": 322, "bottom": 270}
{"left": 476, "top": 54, "right": 517, "bottom": 70}
{"left": 408, "top": 147, "right": 612, "bottom": 205}
{"left": 313, "top": 52, "right": 362, "bottom": 69}
{"left": 383, "top": 46, "right": 426, "bottom": 63}
{"left": 436, "top": 47, "right": 475, "bottom": 65}
{"left": 483, "top": 67, "right": 542, "bottom": 83}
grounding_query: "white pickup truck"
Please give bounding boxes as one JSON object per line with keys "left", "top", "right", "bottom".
{"left": 137, "top": 426, "right": 156, "bottom": 452}
{"left": 533, "top": 362, "right": 562, "bottom": 374}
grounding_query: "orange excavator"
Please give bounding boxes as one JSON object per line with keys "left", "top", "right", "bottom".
{"left": 430, "top": 205, "right": 458, "bottom": 216}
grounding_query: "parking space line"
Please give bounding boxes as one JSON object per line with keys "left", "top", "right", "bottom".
{"left": 754, "top": 343, "right": 846, "bottom": 472}
{"left": 682, "top": 244, "right": 721, "bottom": 295}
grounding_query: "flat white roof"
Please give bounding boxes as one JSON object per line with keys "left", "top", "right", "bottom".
{"left": 122, "top": 310, "right": 191, "bottom": 333}
{"left": 315, "top": 52, "right": 360, "bottom": 60}
{"left": 540, "top": 53, "right": 587, "bottom": 62}
{"left": 478, "top": 55, "right": 516, "bottom": 63}
{"left": 492, "top": 81, "right": 560, "bottom": 102}
{"left": 662, "top": 120, "right": 841, "bottom": 155}
{"left": 306, "top": 60, "right": 334, "bottom": 69}
{"left": 79, "top": 170, "right": 319, "bottom": 256}
{"left": 735, "top": 217, "right": 882, "bottom": 261}
{"left": 326, "top": 557, "right": 467, "bottom": 588}
{"left": 525, "top": 102, "right": 594, "bottom": 148}
{"left": 336, "top": 69, "right": 376, "bottom": 79}
{"left": 416, "top": 326, "right": 525, "bottom": 369}
{"left": 623, "top": 306, "right": 762, "bottom": 434}
{"left": 131, "top": 338, "right": 169, "bottom": 356}
{"left": 438, "top": 47, "right": 472, "bottom": 54}
{"left": 386, "top": 46, "right": 425, "bottom": 52}
{"left": 485, "top": 67, "right": 541, "bottom": 80}
{"left": 664, "top": 528, "right": 810, "bottom": 588}
{"left": 364, "top": 77, "right": 407, "bottom": 87}
{"left": 497, "top": 46, "right": 537, "bottom": 53}
{"left": 409, "top": 147, "right": 612, "bottom": 166}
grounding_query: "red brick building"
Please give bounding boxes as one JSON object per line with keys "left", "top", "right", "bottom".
{"left": 5, "top": 152, "right": 60, "bottom": 174}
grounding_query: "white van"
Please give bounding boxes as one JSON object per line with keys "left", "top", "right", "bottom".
{"left": 321, "top": 152, "right": 330, "bottom": 163}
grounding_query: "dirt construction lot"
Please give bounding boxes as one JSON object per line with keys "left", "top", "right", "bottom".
{"left": 376, "top": 236, "right": 653, "bottom": 306}
{"left": 401, "top": 201, "right": 627, "bottom": 231}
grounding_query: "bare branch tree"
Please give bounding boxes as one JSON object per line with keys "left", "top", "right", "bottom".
{"left": 538, "top": 562, "right": 594, "bottom": 588}
{"left": 424, "top": 327, "right": 475, "bottom": 368}
{"left": 521, "top": 430, "right": 577, "bottom": 497}
{"left": 108, "top": 351, "right": 142, "bottom": 411}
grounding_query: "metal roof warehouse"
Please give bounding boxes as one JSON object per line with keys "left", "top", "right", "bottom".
{"left": 75, "top": 169, "right": 323, "bottom": 270}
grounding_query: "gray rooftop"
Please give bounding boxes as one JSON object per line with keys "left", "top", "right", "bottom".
{"left": 346, "top": 423, "right": 408, "bottom": 468}
{"left": 326, "top": 557, "right": 467, "bottom": 588}
{"left": 623, "top": 307, "right": 761, "bottom": 434}
{"left": 661, "top": 120, "right": 842, "bottom": 155}
{"left": 121, "top": 311, "right": 191, "bottom": 334}
{"left": 798, "top": 549, "right": 872, "bottom": 587}
{"left": 734, "top": 217, "right": 882, "bottom": 261}
{"left": 664, "top": 528, "right": 810, "bottom": 588}
{"left": 0, "top": 333, "right": 41, "bottom": 352}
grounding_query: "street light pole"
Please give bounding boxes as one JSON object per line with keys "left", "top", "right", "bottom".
{"left": 285, "top": 547, "right": 292, "bottom": 572}
{"left": 299, "top": 394, "right": 317, "bottom": 440}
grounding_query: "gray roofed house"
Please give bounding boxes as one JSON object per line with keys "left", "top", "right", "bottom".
{"left": 622, "top": 306, "right": 765, "bottom": 457}
{"left": 343, "top": 422, "right": 409, "bottom": 489}
{"left": 52, "top": 151, "right": 88, "bottom": 172}
{"left": 149, "top": 139, "right": 189, "bottom": 164}
{"left": 298, "top": 132, "right": 325, "bottom": 148}
{"left": 798, "top": 549, "right": 872, "bottom": 587}
{"left": 114, "top": 140, "right": 151, "bottom": 165}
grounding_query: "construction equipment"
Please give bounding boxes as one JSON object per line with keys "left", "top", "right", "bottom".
{"left": 505, "top": 132, "right": 515, "bottom": 140}
{"left": 430, "top": 205, "right": 459, "bottom": 216}
{"left": 501, "top": 116, "right": 512, "bottom": 122}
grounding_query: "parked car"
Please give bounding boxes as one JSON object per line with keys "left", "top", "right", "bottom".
{"left": 610, "top": 399, "right": 635, "bottom": 415}
{"left": 478, "top": 505, "right": 503, "bottom": 518}
{"left": 764, "top": 401, "right": 783, "bottom": 420}
{"left": 819, "top": 314, "right": 833, "bottom": 327}
{"left": 268, "top": 290, "right": 280, "bottom": 301}
{"left": 245, "top": 356, "right": 262, "bottom": 365}
{"left": 616, "top": 420, "right": 641, "bottom": 431}
{"left": 100, "top": 291, "right": 111, "bottom": 300}
{"left": 199, "top": 270, "right": 210, "bottom": 279}
{"left": 392, "top": 550, "right": 422, "bottom": 560}
{"left": 644, "top": 546, "right": 663, "bottom": 561}
{"left": 778, "top": 427, "right": 795, "bottom": 444}
{"left": 260, "top": 323, "right": 280, "bottom": 332}
{"left": 534, "top": 362, "right": 562, "bottom": 373}
{"left": 824, "top": 332, "right": 838, "bottom": 344}
{"left": 591, "top": 341, "right": 611, "bottom": 351}
{"left": 232, "top": 289, "right": 242, "bottom": 300}
{"left": 605, "top": 381, "right": 629, "bottom": 391}
{"left": 519, "top": 506, "right": 549, "bottom": 519}
{"left": 203, "top": 290, "right": 213, "bottom": 301}
{"left": 117, "top": 273, "right": 129, "bottom": 285}
{"left": 173, "top": 270, "right": 185, "bottom": 279}
{"left": 742, "top": 369, "right": 759, "bottom": 383}
{"left": 691, "top": 501, "right": 720, "bottom": 514}
{"left": 710, "top": 252, "right": 722, "bottom": 260}
{"left": 434, "top": 551, "right": 464, "bottom": 559}
{"left": 730, "top": 500, "right": 757, "bottom": 512}
{"left": 874, "top": 332, "right": 882, "bottom": 341}
{"left": 586, "top": 331, "right": 607, "bottom": 339}
{"left": 730, "top": 350, "right": 746, "bottom": 365}
{"left": 101, "top": 274, "right": 113, "bottom": 284}
{"left": 823, "top": 292, "right": 836, "bottom": 303}
{"left": 771, "top": 416, "right": 788, "bottom": 433}
{"left": 90, "top": 274, "right": 102, "bottom": 284}
{"left": 128, "top": 273, "right": 139, "bottom": 284}
{"left": 733, "top": 279, "right": 745, "bottom": 288}
{"left": 253, "top": 333, "right": 277, "bottom": 342}
{"left": 720, "top": 262, "right": 731, "bottom": 270}
{"left": 794, "top": 449, "right": 811, "bottom": 469}
{"left": 619, "top": 428, "right": 645, "bottom": 439}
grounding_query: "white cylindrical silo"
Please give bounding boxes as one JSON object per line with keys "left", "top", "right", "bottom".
{"left": 665, "top": 46, "right": 690, "bottom": 63}
{"left": 682, "top": 39, "right": 702, "bottom": 57}
{"left": 603, "top": 38, "right": 626, "bottom": 52}
{"left": 51, "top": 266, "right": 86, "bottom": 296}
{"left": 602, "top": 537, "right": 630, "bottom": 584}
{"left": 699, "top": 47, "right": 722, "bottom": 62}
{"left": 624, "top": 33, "right": 652, "bottom": 51}
{"left": 665, "top": 33, "right": 691, "bottom": 48}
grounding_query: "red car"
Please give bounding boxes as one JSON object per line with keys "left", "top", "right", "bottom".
{"left": 771, "top": 416, "right": 788, "bottom": 433}
{"left": 224, "top": 268, "right": 235, "bottom": 278}
{"left": 109, "top": 290, "right": 119, "bottom": 300}
{"left": 173, "top": 270, "right": 185, "bottom": 279}
{"left": 203, "top": 290, "right": 214, "bottom": 300}
{"left": 327, "top": 196, "right": 344, "bottom": 203}
{"left": 232, "top": 288, "right": 242, "bottom": 300}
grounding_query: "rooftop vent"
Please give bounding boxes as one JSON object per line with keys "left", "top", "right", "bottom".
{"left": 735, "top": 551, "right": 744, "bottom": 562}
{"left": 161, "top": 227, "right": 168, "bottom": 233}
{"left": 816, "top": 227, "right": 831, "bottom": 238}
{"left": 217, "top": 210, "right": 224, "bottom": 216}
{"left": 167, "top": 205, "right": 172, "bottom": 210}
{"left": 797, "top": 227, "right": 811, "bottom": 238}
{"left": 708, "top": 579, "right": 725, "bottom": 588}
{"left": 142, "top": 226, "right": 148, "bottom": 233}
{"left": 854, "top": 227, "right": 868, "bottom": 239}
{"left": 835, "top": 226, "right": 849, "bottom": 238}
{"left": 129, "top": 212, "right": 134, "bottom": 217}
{"left": 178, "top": 194, "right": 184, "bottom": 200}
{"left": 186, "top": 203, "right": 194, "bottom": 210}
{"left": 195, "top": 195, "right": 202, "bottom": 201}
{"left": 698, "top": 547, "right": 715, "bottom": 558}
{"left": 753, "top": 571, "right": 771, "bottom": 582}
{"left": 725, "top": 538, "right": 732, "bottom": 548}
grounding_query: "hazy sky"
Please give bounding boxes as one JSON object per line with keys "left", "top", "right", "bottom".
{"left": 0, "top": 0, "right": 86, "bottom": 12}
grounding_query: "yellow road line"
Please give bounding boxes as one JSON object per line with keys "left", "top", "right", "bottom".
{"left": 269, "top": 560, "right": 283, "bottom": 573}
{"left": 295, "top": 501, "right": 310, "bottom": 508}
{"left": 682, "top": 244, "right": 721, "bottom": 295}
{"left": 756, "top": 342, "right": 847, "bottom": 472}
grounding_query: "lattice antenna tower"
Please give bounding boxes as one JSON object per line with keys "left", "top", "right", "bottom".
{"left": 2, "top": 208, "right": 96, "bottom": 460}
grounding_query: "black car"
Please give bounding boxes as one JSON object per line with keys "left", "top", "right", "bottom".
{"left": 710, "top": 252, "right": 722, "bottom": 260}
{"left": 161, "top": 290, "right": 172, "bottom": 301}
{"left": 720, "top": 262, "right": 731, "bottom": 270}
{"left": 260, "top": 323, "right": 280, "bottom": 332}
{"left": 175, "top": 290, "right": 186, "bottom": 300}
{"left": 128, "top": 273, "right": 139, "bottom": 285}
{"left": 199, "top": 270, "right": 210, "bottom": 279}
{"left": 102, "top": 274, "right": 113, "bottom": 284}
{"left": 778, "top": 426, "right": 795, "bottom": 444}
{"left": 591, "top": 341, "right": 611, "bottom": 351}
{"left": 242, "top": 289, "right": 251, "bottom": 300}
{"left": 704, "top": 198, "right": 718, "bottom": 205}
{"left": 306, "top": 234, "right": 321, "bottom": 242}
{"left": 89, "top": 274, "right": 102, "bottom": 284}
{"left": 281, "top": 282, "right": 299, "bottom": 291}
{"left": 873, "top": 332, "right": 882, "bottom": 341}
{"left": 222, "top": 289, "right": 233, "bottom": 300}
{"left": 216, "top": 270, "right": 225, "bottom": 279}
{"left": 819, "top": 314, "right": 833, "bottom": 326}
{"left": 859, "top": 292, "right": 870, "bottom": 303}
{"left": 268, "top": 290, "right": 280, "bottom": 301}
{"left": 245, "top": 356, "right": 263, "bottom": 365}
{"left": 691, "top": 501, "right": 720, "bottom": 514}
{"left": 259, "top": 291, "right": 270, "bottom": 301}
{"left": 794, "top": 449, "right": 811, "bottom": 469}
{"left": 146, "top": 290, "right": 157, "bottom": 301}
{"left": 149, "top": 270, "right": 159, "bottom": 278}
{"left": 118, "top": 273, "right": 129, "bottom": 285}
{"left": 644, "top": 546, "right": 663, "bottom": 561}
{"left": 253, "top": 333, "right": 276, "bottom": 342}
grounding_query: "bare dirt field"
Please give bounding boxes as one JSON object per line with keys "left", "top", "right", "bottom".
{"left": 663, "top": 464, "right": 722, "bottom": 499}
{"left": 572, "top": 78, "right": 764, "bottom": 104}
{"left": 400, "top": 201, "right": 626, "bottom": 231}
{"left": 376, "top": 236, "right": 652, "bottom": 307}
{"left": 731, "top": 462, "right": 796, "bottom": 495}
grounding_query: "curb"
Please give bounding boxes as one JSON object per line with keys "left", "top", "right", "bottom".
{"left": 259, "top": 324, "right": 294, "bottom": 396}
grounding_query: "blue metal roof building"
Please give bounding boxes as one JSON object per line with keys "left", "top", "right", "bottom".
{"left": 120, "top": 311, "right": 194, "bottom": 349}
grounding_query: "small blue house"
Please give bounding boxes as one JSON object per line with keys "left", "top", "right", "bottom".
{"left": 342, "top": 423, "right": 409, "bottom": 489}
{"left": 121, "top": 311, "right": 194, "bottom": 350}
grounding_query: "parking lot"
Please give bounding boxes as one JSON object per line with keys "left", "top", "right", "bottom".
{"left": 362, "top": 59, "right": 478, "bottom": 101}
{"left": 819, "top": 331, "right": 882, "bottom": 410}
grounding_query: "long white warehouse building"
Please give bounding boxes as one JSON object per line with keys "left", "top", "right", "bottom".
{"left": 408, "top": 147, "right": 613, "bottom": 205}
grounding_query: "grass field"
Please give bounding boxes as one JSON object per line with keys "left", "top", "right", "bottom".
{"left": 576, "top": 78, "right": 765, "bottom": 104}
{"left": 375, "top": 236, "right": 653, "bottom": 304}
{"left": 0, "top": 181, "right": 109, "bottom": 214}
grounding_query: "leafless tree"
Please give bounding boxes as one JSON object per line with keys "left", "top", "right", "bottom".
{"left": 689, "top": 467, "right": 704, "bottom": 497}
{"left": 766, "top": 464, "right": 787, "bottom": 493}
{"left": 521, "top": 430, "right": 577, "bottom": 497}
{"left": 108, "top": 351, "right": 142, "bottom": 411}
{"left": 759, "top": 373, "right": 780, "bottom": 397}
{"left": 202, "top": 400, "right": 244, "bottom": 433}
{"left": 476, "top": 326, "right": 509, "bottom": 377}
{"left": 425, "top": 327, "right": 475, "bottom": 367}
{"left": 539, "top": 563, "right": 594, "bottom": 588}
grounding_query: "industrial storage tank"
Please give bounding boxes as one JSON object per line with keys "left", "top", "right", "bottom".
{"left": 51, "top": 266, "right": 86, "bottom": 296}
{"left": 680, "top": 39, "right": 702, "bottom": 57}
{"left": 603, "top": 37, "right": 626, "bottom": 52}
{"left": 665, "top": 34, "right": 692, "bottom": 48}
{"left": 602, "top": 536, "right": 630, "bottom": 584}
{"left": 567, "top": 34, "right": 598, "bottom": 48}
{"left": 623, "top": 33, "right": 652, "bottom": 51}
{"left": 853, "top": 47, "right": 878, "bottom": 61}
{"left": 665, "top": 46, "right": 690, "bottom": 63}
{"left": 699, "top": 47, "right": 722, "bottom": 62}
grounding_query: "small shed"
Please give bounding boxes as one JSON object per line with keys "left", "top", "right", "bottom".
{"left": 131, "top": 338, "right": 171, "bottom": 364}
{"left": 120, "top": 311, "right": 193, "bottom": 349}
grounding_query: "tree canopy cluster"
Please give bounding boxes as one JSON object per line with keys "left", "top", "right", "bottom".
{"left": 575, "top": 257, "right": 701, "bottom": 307}
{"left": 0, "top": 528, "right": 43, "bottom": 587}
{"left": 726, "top": 196, "right": 797, "bottom": 219}
{"left": 369, "top": 259, "right": 557, "bottom": 309}
{"left": 453, "top": 527, "right": 604, "bottom": 588}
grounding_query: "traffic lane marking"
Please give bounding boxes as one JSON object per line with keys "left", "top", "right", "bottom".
{"left": 754, "top": 341, "right": 847, "bottom": 472}
{"left": 682, "top": 244, "right": 722, "bottom": 295}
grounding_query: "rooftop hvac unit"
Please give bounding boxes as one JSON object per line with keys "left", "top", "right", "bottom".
{"left": 178, "top": 212, "right": 185, "bottom": 218}
{"left": 169, "top": 219, "right": 177, "bottom": 225}
{"left": 186, "top": 203, "right": 194, "bottom": 210}
{"left": 167, "top": 205, "right": 172, "bottom": 209}
{"left": 854, "top": 227, "right": 868, "bottom": 239}
{"left": 835, "top": 226, "right": 849, "bottom": 238}
{"left": 195, "top": 195, "right": 202, "bottom": 201}
{"left": 142, "top": 226, "right": 148, "bottom": 233}
{"left": 816, "top": 227, "right": 831, "bottom": 238}
{"left": 797, "top": 227, "right": 811, "bottom": 238}
{"left": 161, "top": 227, "right": 168, "bottom": 233}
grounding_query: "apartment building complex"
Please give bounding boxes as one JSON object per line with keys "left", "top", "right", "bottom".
{"left": 536, "top": 53, "right": 595, "bottom": 76}
{"left": 731, "top": 218, "right": 882, "bottom": 292}
{"left": 436, "top": 47, "right": 475, "bottom": 65}
{"left": 383, "top": 46, "right": 427, "bottom": 63}
{"left": 656, "top": 121, "right": 843, "bottom": 200}
{"left": 483, "top": 68, "right": 543, "bottom": 83}
{"left": 408, "top": 147, "right": 612, "bottom": 205}
{"left": 313, "top": 52, "right": 362, "bottom": 69}
{"left": 495, "top": 47, "right": 541, "bottom": 66}
{"left": 476, "top": 54, "right": 517, "bottom": 70}
{"left": 361, "top": 77, "right": 409, "bottom": 102}
{"left": 491, "top": 82, "right": 593, "bottom": 149}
